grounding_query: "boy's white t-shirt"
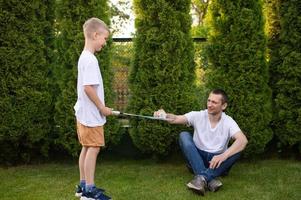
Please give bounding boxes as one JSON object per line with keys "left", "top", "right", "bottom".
{"left": 74, "top": 50, "right": 106, "bottom": 127}
{"left": 184, "top": 110, "right": 241, "bottom": 153}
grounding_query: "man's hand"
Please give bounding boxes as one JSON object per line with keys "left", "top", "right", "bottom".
{"left": 153, "top": 109, "right": 166, "bottom": 119}
{"left": 209, "top": 154, "right": 228, "bottom": 169}
{"left": 154, "top": 109, "right": 187, "bottom": 124}
{"left": 165, "top": 113, "right": 177, "bottom": 123}
{"left": 100, "top": 106, "right": 112, "bottom": 116}
{"left": 153, "top": 109, "right": 176, "bottom": 123}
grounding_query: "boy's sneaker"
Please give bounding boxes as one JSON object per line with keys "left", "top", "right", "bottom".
{"left": 80, "top": 187, "right": 111, "bottom": 200}
{"left": 75, "top": 185, "right": 85, "bottom": 197}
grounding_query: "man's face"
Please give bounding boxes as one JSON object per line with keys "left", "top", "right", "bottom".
{"left": 94, "top": 29, "right": 109, "bottom": 52}
{"left": 207, "top": 93, "right": 226, "bottom": 115}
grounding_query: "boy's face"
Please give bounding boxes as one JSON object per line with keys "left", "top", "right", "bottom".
{"left": 93, "top": 29, "right": 109, "bottom": 52}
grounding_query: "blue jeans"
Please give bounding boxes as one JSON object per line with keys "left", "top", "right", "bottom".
{"left": 179, "top": 131, "right": 241, "bottom": 182}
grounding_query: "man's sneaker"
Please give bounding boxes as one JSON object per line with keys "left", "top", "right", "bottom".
{"left": 186, "top": 175, "right": 207, "bottom": 196}
{"left": 75, "top": 185, "right": 84, "bottom": 197}
{"left": 80, "top": 187, "right": 111, "bottom": 200}
{"left": 208, "top": 179, "right": 223, "bottom": 192}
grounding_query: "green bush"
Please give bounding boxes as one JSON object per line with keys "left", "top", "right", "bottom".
{"left": 0, "top": 0, "right": 54, "bottom": 164}
{"left": 204, "top": 0, "right": 273, "bottom": 156}
{"left": 54, "top": 0, "right": 120, "bottom": 157}
{"left": 128, "top": 0, "right": 199, "bottom": 156}
{"left": 267, "top": 0, "right": 301, "bottom": 151}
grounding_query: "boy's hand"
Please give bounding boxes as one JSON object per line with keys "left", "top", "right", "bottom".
{"left": 100, "top": 106, "right": 112, "bottom": 116}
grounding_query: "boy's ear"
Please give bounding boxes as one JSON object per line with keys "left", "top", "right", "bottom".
{"left": 92, "top": 32, "right": 98, "bottom": 40}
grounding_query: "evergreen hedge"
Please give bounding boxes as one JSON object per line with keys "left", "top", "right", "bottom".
{"left": 204, "top": 0, "right": 272, "bottom": 155}
{"left": 0, "top": 0, "right": 54, "bottom": 164}
{"left": 54, "top": 0, "right": 120, "bottom": 157}
{"left": 128, "top": 0, "right": 199, "bottom": 156}
{"left": 267, "top": 0, "right": 301, "bottom": 152}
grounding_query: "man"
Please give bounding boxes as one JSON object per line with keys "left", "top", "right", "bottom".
{"left": 154, "top": 89, "right": 248, "bottom": 196}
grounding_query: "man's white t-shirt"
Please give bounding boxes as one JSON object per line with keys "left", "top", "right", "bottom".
{"left": 184, "top": 110, "right": 241, "bottom": 154}
{"left": 74, "top": 50, "right": 106, "bottom": 127}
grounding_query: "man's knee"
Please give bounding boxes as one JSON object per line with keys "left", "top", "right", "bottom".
{"left": 179, "top": 131, "right": 194, "bottom": 148}
{"left": 179, "top": 131, "right": 191, "bottom": 141}
{"left": 221, "top": 152, "right": 241, "bottom": 176}
{"left": 179, "top": 131, "right": 192, "bottom": 139}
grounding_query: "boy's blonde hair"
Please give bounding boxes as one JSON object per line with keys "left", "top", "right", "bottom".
{"left": 83, "top": 17, "right": 109, "bottom": 39}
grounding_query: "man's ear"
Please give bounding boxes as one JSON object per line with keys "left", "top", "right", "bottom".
{"left": 222, "top": 102, "right": 227, "bottom": 111}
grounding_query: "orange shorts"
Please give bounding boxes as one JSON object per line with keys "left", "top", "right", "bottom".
{"left": 76, "top": 121, "right": 105, "bottom": 147}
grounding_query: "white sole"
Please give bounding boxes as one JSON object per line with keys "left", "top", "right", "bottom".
{"left": 80, "top": 197, "right": 112, "bottom": 200}
{"left": 187, "top": 182, "right": 201, "bottom": 190}
{"left": 75, "top": 193, "right": 82, "bottom": 198}
{"left": 80, "top": 197, "right": 91, "bottom": 200}
{"left": 81, "top": 197, "right": 109, "bottom": 200}
{"left": 187, "top": 182, "right": 205, "bottom": 195}
{"left": 209, "top": 183, "right": 222, "bottom": 192}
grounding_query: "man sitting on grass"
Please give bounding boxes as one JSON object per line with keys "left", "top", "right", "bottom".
{"left": 154, "top": 89, "right": 248, "bottom": 196}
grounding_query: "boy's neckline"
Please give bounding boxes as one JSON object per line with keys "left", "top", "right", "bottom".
{"left": 83, "top": 48, "right": 95, "bottom": 55}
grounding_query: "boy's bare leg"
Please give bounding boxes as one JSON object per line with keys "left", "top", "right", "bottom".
{"left": 85, "top": 147, "right": 100, "bottom": 185}
{"left": 79, "top": 146, "right": 88, "bottom": 181}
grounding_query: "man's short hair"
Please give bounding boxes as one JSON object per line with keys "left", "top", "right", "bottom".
{"left": 83, "top": 17, "right": 109, "bottom": 39}
{"left": 211, "top": 89, "right": 228, "bottom": 104}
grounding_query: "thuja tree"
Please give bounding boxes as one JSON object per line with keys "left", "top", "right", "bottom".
{"left": 0, "top": 0, "right": 53, "bottom": 164}
{"left": 55, "top": 0, "right": 120, "bottom": 156}
{"left": 267, "top": 0, "right": 301, "bottom": 152}
{"left": 128, "top": 0, "right": 199, "bottom": 155}
{"left": 265, "top": 0, "right": 281, "bottom": 95}
{"left": 204, "top": 0, "right": 272, "bottom": 155}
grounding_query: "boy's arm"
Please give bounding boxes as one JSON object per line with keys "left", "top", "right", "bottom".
{"left": 84, "top": 85, "right": 112, "bottom": 116}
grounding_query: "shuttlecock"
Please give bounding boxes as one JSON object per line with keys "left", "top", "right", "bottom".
{"left": 155, "top": 109, "right": 166, "bottom": 120}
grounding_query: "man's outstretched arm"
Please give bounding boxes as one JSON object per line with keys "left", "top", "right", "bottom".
{"left": 154, "top": 109, "right": 188, "bottom": 125}
{"left": 166, "top": 113, "right": 188, "bottom": 125}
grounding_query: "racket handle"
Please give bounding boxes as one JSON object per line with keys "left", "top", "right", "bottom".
{"left": 112, "top": 110, "right": 121, "bottom": 116}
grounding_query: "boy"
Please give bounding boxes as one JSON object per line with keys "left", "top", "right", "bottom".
{"left": 74, "top": 17, "right": 112, "bottom": 200}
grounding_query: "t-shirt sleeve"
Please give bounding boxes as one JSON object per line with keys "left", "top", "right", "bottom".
{"left": 83, "top": 60, "right": 100, "bottom": 85}
{"left": 228, "top": 118, "right": 241, "bottom": 138}
{"left": 184, "top": 111, "right": 200, "bottom": 127}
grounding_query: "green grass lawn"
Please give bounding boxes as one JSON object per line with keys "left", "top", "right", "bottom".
{"left": 0, "top": 158, "right": 300, "bottom": 200}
